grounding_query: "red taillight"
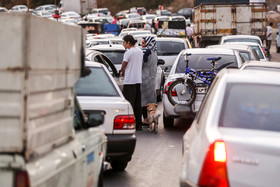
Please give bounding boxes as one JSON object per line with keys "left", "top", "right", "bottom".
{"left": 198, "top": 140, "right": 229, "bottom": 187}
{"left": 164, "top": 81, "right": 177, "bottom": 96}
{"left": 114, "top": 115, "right": 135, "bottom": 129}
{"left": 261, "top": 47, "right": 266, "bottom": 54}
{"left": 15, "top": 170, "right": 30, "bottom": 187}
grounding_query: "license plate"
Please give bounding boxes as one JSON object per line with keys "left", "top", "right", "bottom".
{"left": 196, "top": 87, "right": 208, "bottom": 93}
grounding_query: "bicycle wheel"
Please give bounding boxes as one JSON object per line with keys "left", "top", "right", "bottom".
{"left": 167, "top": 78, "right": 196, "bottom": 106}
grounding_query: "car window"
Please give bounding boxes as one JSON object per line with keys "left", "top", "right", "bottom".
{"left": 250, "top": 46, "right": 265, "bottom": 59}
{"left": 219, "top": 83, "right": 280, "bottom": 132}
{"left": 157, "top": 41, "right": 185, "bottom": 55}
{"left": 239, "top": 51, "right": 251, "bottom": 61}
{"left": 102, "top": 51, "right": 124, "bottom": 65}
{"left": 175, "top": 54, "right": 238, "bottom": 73}
{"left": 75, "top": 67, "right": 119, "bottom": 96}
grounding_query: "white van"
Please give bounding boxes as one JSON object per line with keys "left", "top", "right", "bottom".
{"left": 0, "top": 14, "right": 107, "bottom": 187}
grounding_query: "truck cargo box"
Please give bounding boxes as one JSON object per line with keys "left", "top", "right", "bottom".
{"left": 194, "top": 3, "right": 267, "bottom": 46}
{"left": 195, "top": 0, "right": 249, "bottom": 6}
{"left": 0, "top": 13, "right": 82, "bottom": 161}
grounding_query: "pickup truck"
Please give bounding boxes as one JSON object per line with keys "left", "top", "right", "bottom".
{"left": 0, "top": 13, "right": 107, "bottom": 187}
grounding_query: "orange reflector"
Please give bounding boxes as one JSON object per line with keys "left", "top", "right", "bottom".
{"left": 214, "top": 142, "right": 226, "bottom": 162}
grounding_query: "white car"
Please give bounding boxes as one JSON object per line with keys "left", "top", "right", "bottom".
{"left": 222, "top": 42, "right": 268, "bottom": 61}
{"left": 91, "top": 8, "right": 111, "bottom": 16}
{"left": 181, "top": 69, "right": 280, "bottom": 187}
{"left": 207, "top": 44, "right": 260, "bottom": 61}
{"left": 118, "top": 30, "right": 152, "bottom": 37}
{"left": 156, "top": 37, "right": 189, "bottom": 77}
{"left": 60, "top": 11, "right": 82, "bottom": 22}
{"left": 75, "top": 61, "right": 136, "bottom": 171}
{"left": 125, "top": 13, "right": 141, "bottom": 20}
{"left": 141, "top": 14, "right": 156, "bottom": 24}
{"left": 219, "top": 35, "right": 264, "bottom": 47}
{"left": 9, "top": 5, "right": 28, "bottom": 13}
{"left": 163, "top": 48, "right": 244, "bottom": 128}
{"left": 87, "top": 45, "right": 165, "bottom": 101}
{"left": 34, "top": 4, "right": 56, "bottom": 13}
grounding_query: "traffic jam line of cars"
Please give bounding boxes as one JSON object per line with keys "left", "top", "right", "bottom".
{"left": 2, "top": 4, "right": 280, "bottom": 186}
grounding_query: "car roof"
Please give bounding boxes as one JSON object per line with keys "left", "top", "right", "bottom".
{"left": 221, "top": 35, "right": 261, "bottom": 40}
{"left": 207, "top": 44, "right": 252, "bottom": 51}
{"left": 223, "top": 42, "right": 261, "bottom": 47}
{"left": 88, "top": 44, "right": 125, "bottom": 50}
{"left": 217, "top": 68, "right": 280, "bottom": 85}
{"left": 183, "top": 48, "right": 236, "bottom": 55}
{"left": 85, "top": 61, "right": 104, "bottom": 67}
{"left": 241, "top": 61, "right": 280, "bottom": 69}
{"left": 156, "top": 37, "right": 186, "bottom": 42}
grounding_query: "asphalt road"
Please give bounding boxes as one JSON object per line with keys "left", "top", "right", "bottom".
{"left": 104, "top": 47, "right": 280, "bottom": 187}
{"left": 104, "top": 101, "right": 193, "bottom": 187}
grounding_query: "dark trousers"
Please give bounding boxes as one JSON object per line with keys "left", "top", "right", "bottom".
{"left": 142, "top": 107, "right": 147, "bottom": 119}
{"left": 266, "top": 40, "right": 272, "bottom": 56}
{"left": 123, "top": 84, "right": 142, "bottom": 128}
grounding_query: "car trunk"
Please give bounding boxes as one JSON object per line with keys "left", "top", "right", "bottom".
{"left": 77, "top": 96, "right": 133, "bottom": 134}
{"left": 219, "top": 127, "right": 280, "bottom": 186}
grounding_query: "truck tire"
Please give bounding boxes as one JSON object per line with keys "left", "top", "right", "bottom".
{"left": 111, "top": 159, "right": 128, "bottom": 171}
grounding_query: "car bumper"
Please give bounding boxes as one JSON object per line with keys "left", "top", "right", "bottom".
{"left": 163, "top": 94, "right": 194, "bottom": 118}
{"left": 106, "top": 134, "right": 136, "bottom": 160}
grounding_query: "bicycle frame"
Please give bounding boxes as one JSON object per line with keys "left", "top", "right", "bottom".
{"left": 184, "top": 67, "right": 215, "bottom": 85}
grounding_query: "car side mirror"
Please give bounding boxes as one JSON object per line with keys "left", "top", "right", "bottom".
{"left": 157, "top": 59, "right": 165, "bottom": 66}
{"left": 86, "top": 111, "right": 106, "bottom": 127}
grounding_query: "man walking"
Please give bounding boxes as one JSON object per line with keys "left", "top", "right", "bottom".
{"left": 266, "top": 22, "right": 273, "bottom": 57}
{"left": 186, "top": 23, "right": 194, "bottom": 46}
{"left": 121, "top": 35, "right": 143, "bottom": 130}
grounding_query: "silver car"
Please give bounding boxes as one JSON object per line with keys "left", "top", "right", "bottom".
{"left": 181, "top": 69, "right": 280, "bottom": 187}
{"left": 163, "top": 48, "right": 243, "bottom": 128}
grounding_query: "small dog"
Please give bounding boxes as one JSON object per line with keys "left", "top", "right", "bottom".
{"left": 146, "top": 103, "right": 161, "bottom": 132}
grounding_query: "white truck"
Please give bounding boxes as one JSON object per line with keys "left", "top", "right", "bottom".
{"left": 194, "top": 1, "right": 267, "bottom": 47}
{"left": 59, "top": 0, "right": 97, "bottom": 15}
{"left": 0, "top": 13, "right": 107, "bottom": 187}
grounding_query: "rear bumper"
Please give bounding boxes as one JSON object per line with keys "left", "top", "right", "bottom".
{"left": 106, "top": 134, "right": 136, "bottom": 161}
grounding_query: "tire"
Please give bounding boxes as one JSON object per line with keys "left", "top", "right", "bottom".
{"left": 167, "top": 78, "right": 196, "bottom": 106}
{"left": 163, "top": 113, "right": 174, "bottom": 128}
{"left": 98, "top": 163, "right": 104, "bottom": 187}
{"left": 157, "top": 75, "right": 165, "bottom": 102}
{"left": 111, "top": 159, "right": 128, "bottom": 171}
{"left": 277, "top": 47, "right": 280, "bottom": 53}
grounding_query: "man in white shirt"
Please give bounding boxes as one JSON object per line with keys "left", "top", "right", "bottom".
{"left": 121, "top": 35, "right": 143, "bottom": 130}
{"left": 266, "top": 22, "right": 273, "bottom": 56}
{"left": 144, "top": 21, "right": 151, "bottom": 31}
{"left": 186, "top": 23, "right": 194, "bottom": 46}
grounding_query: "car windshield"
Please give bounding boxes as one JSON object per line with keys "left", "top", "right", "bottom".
{"left": 224, "top": 38, "right": 261, "bottom": 45}
{"left": 157, "top": 41, "right": 185, "bottom": 55}
{"left": 175, "top": 54, "right": 238, "bottom": 73}
{"left": 75, "top": 67, "right": 119, "bottom": 96}
{"left": 101, "top": 51, "right": 124, "bottom": 65}
{"left": 219, "top": 83, "right": 280, "bottom": 132}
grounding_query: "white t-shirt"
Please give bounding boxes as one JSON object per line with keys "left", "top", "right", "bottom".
{"left": 267, "top": 26, "right": 273, "bottom": 40}
{"left": 186, "top": 26, "right": 194, "bottom": 37}
{"left": 123, "top": 47, "right": 143, "bottom": 84}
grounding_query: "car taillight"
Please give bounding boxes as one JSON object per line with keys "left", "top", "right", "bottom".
{"left": 15, "top": 170, "right": 30, "bottom": 187}
{"left": 198, "top": 140, "right": 229, "bottom": 187}
{"left": 114, "top": 115, "right": 135, "bottom": 129}
{"left": 261, "top": 47, "right": 265, "bottom": 54}
{"left": 164, "top": 81, "right": 177, "bottom": 96}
